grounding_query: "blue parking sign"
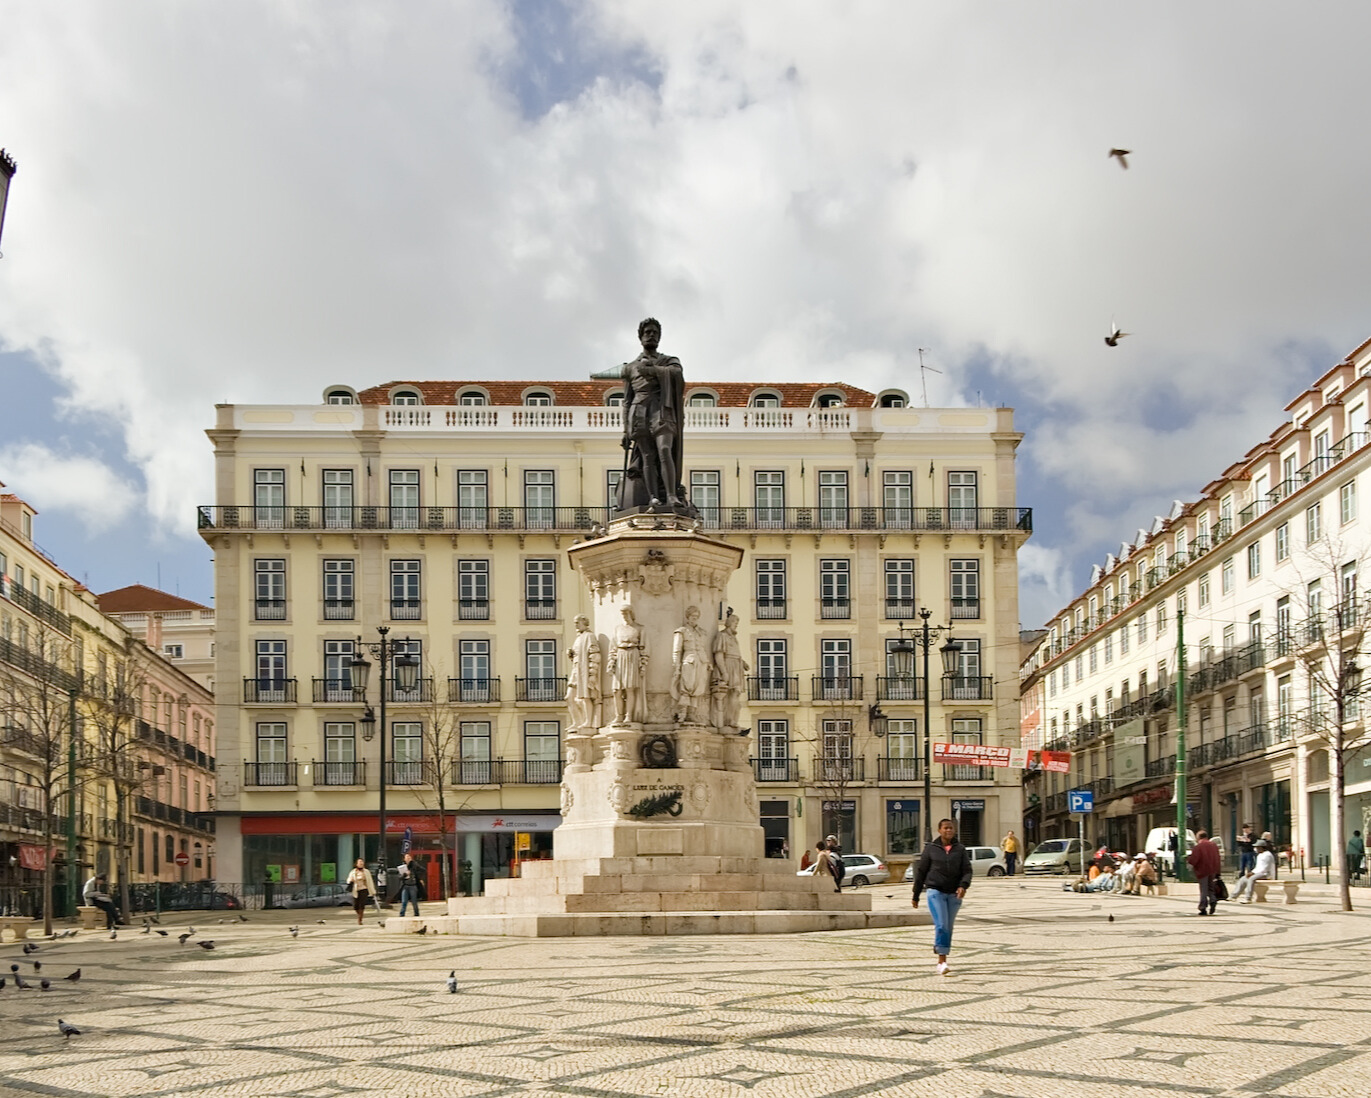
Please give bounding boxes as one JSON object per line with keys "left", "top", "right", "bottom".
{"left": 1067, "top": 789, "right": 1094, "bottom": 814}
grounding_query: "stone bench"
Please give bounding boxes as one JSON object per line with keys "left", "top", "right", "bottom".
{"left": 1140, "top": 881, "right": 1167, "bottom": 896}
{"left": 76, "top": 906, "right": 105, "bottom": 930}
{"left": 1252, "top": 881, "right": 1300, "bottom": 904}
{"left": 0, "top": 916, "right": 39, "bottom": 941}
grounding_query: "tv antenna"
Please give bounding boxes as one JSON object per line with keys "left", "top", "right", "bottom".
{"left": 918, "top": 348, "right": 942, "bottom": 407}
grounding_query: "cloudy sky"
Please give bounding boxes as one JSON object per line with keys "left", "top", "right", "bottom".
{"left": 1, "top": 1, "right": 1368, "bottom": 626}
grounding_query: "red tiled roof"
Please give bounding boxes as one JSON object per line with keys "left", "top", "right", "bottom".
{"left": 96, "top": 584, "right": 211, "bottom": 614}
{"left": 355, "top": 380, "right": 880, "bottom": 407}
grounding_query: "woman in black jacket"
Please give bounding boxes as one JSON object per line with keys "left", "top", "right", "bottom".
{"left": 911, "top": 818, "right": 973, "bottom": 976}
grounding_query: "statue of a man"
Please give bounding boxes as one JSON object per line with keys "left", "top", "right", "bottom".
{"left": 672, "top": 605, "right": 711, "bottom": 725}
{"left": 618, "top": 317, "right": 688, "bottom": 513}
{"left": 711, "top": 611, "right": 748, "bottom": 731}
{"left": 609, "top": 606, "right": 648, "bottom": 725}
{"left": 565, "top": 614, "right": 602, "bottom": 731}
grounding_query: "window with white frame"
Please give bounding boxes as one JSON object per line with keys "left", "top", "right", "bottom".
{"left": 884, "top": 559, "right": 914, "bottom": 618}
{"left": 457, "top": 469, "right": 488, "bottom": 527}
{"left": 390, "top": 560, "right": 421, "bottom": 619}
{"left": 524, "top": 560, "right": 557, "bottom": 619}
{"left": 1247, "top": 541, "right": 1261, "bottom": 579}
{"left": 883, "top": 471, "right": 913, "bottom": 527}
{"left": 1276, "top": 522, "right": 1289, "bottom": 561}
{"left": 1341, "top": 481, "right": 1357, "bottom": 525}
{"left": 1307, "top": 502, "right": 1323, "bottom": 544}
{"left": 950, "top": 559, "right": 980, "bottom": 618}
{"left": 818, "top": 470, "right": 848, "bottom": 526}
{"left": 1221, "top": 557, "right": 1234, "bottom": 595}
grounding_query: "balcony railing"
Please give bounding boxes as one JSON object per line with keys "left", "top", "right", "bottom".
{"left": 819, "top": 598, "right": 850, "bottom": 620}
{"left": 884, "top": 599, "right": 916, "bottom": 620}
{"left": 323, "top": 599, "right": 355, "bottom": 620}
{"left": 243, "top": 678, "right": 297, "bottom": 704}
{"left": 3, "top": 582, "right": 73, "bottom": 635}
{"left": 1145, "top": 754, "right": 1176, "bottom": 778}
{"left": 458, "top": 599, "right": 490, "bottom": 620}
{"left": 950, "top": 598, "right": 980, "bottom": 620}
{"left": 312, "top": 678, "right": 365, "bottom": 703}
{"left": 0, "top": 636, "right": 79, "bottom": 692}
{"left": 1088, "top": 777, "right": 1114, "bottom": 798}
{"left": 943, "top": 764, "right": 993, "bottom": 781}
{"left": 812, "top": 756, "right": 865, "bottom": 782}
{"left": 755, "top": 598, "right": 787, "bottom": 620}
{"left": 447, "top": 677, "right": 501, "bottom": 703}
{"left": 452, "top": 759, "right": 496, "bottom": 785}
{"left": 313, "top": 760, "right": 365, "bottom": 786}
{"left": 876, "top": 676, "right": 924, "bottom": 701}
{"left": 516, "top": 677, "right": 567, "bottom": 702}
{"left": 386, "top": 760, "right": 436, "bottom": 786}
{"left": 812, "top": 675, "right": 863, "bottom": 701}
{"left": 384, "top": 678, "right": 434, "bottom": 704}
{"left": 199, "top": 504, "right": 1033, "bottom": 536}
{"left": 524, "top": 599, "right": 558, "bottom": 620}
{"left": 751, "top": 757, "right": 799, "bottom": 782}
{"left": 747, "top": 676, "right": 799, "bottom": 702}
{"left": 254, "top": 598, "right": 286, "bottom": 621}
{"left": 244, "top": 761, "right": 297, "bottom": 787}
{"left": 877, "top": 756, "right": 922, "bottom": 781}
{"left": 942, "top": 676, "right": 993, "bottom": 701}
{"left": 390, "top": 598, "right": 422, "bottom": 621}
{"left": 492, "top": 758, "right": 563, "bottom": 784}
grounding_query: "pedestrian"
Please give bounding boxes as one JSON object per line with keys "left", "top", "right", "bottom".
{"left": 911, "top": 818, "right": 973, "bottom": 976}
{"left": 1002, "top": 830, "right": 1020, "bottom": 876}
{"left": 799, "top": 846, "right": 813, "bottom": 872}
{"left": 1231, "top": 839, "right": 1276, "bottom": 903}
{"left": 345, "top": 859, "right": 377, "bottom": 925}
{"left": 825, "top": 834, "right": 846, "bottom": 891}
{"left": 1236, "top": 823, "right": 1256, "bottom": 876}
{"left": 82, "top": 873, "right": 119, "bottom": 930}
{"left": 397, "top": 852, "right": 424, "bottom": 917}
{"left": 1186, "top": 829, "right": 1222, "bottom": 915}
{"left": 1348, "top": 830, "right": 1365, "bottom": 882}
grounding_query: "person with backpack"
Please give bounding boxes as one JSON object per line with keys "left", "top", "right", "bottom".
{"left": 826, "top": 834, "right": 846, "bottom": 891}
{"left": 911, "top": 818, "right": 973, "bottom": 976}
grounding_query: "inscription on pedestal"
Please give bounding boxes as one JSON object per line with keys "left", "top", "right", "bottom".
{"left": 637, "top": 828, "right": 684, "bottom": 855}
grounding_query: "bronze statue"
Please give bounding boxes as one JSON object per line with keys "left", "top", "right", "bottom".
{"left": 617, "top": 317, "right": 693, "bottom": 515}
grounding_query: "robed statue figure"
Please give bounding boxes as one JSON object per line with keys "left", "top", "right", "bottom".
{"left": 616, "top": 317, "right": 693, "bottom": 514}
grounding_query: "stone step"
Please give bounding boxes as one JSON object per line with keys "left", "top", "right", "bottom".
{"left": 445, "top": 888, "right": 873, "bottom": 916}
{"left": 384, "top": 908, "right": 928, "bottom": 937}
{"left": 480, "top": 871, "right": 838, "bottom": 898}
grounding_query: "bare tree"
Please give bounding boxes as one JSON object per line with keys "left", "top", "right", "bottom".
{"left": 800, "top": 698, "right": 876, "bottom": 853}
{"left": 0, "top": 630, "right": 87, "bottom": 935}
{"left": 406, "top": 657, "right": 476, "bottom": 899}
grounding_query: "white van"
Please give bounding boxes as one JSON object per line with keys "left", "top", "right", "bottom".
{"left": 1144, "top": 828, "right": 1225, "bottom": 872}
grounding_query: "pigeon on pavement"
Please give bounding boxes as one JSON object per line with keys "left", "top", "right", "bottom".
{"left": 155, "top": 930, "right": 168, "bottom": 937}
{"left": 0, "top": 977, "right": 6, "bottom": 989}
{"left": 446, "top": 970, "right": 457, "bottom": 993}
{"left": 58, "top": 1019, "right": 81, "bottom": 1039}
{"left": 141, "top": 925, "right": 151, "bottom": 935}
{"left": 64, "top": 969, "right": 80, "bottom": 982}
{"left": 197, "top": 940, "right": 215, "bottom": 950}
{"left": 32, "top": 961, "right": 40, "bottom": 972}
{"left": 416, "top": 925, "right": 428, "bottom": 936}
{"left": 16, "top": 976, "right": 31, "bottom": 990}
{"left": 178, "top": 934, "right": 192, "bottom": 945}
{"left": 1109, "top": 148, "right": 1131, "bottom": 169}
{"left": 23, "top": 943, "right": 38, "bottom": 954}
{"left": 109, "top": 930, "right": 117, "bottom": 941}
{"left": 9, "top": 964, "right": 17, "bottom": 974}
{"left": 40, "top": 979, "right": 50, "bottom": 991}
{"left": 289, "top": 926, "right": 299, "bottom": 938}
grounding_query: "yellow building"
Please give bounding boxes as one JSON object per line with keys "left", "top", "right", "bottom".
{"left": 202, "top": 379, "right": 1030, "bottom": 893}
{"left": 1, "top": 490, "right": 215, "bottom": 919}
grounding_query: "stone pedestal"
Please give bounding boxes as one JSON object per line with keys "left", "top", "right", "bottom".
{"left": 385, "top": 516, "right": 924, "bottom": 937}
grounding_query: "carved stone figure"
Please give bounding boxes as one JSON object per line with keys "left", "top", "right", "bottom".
{"left": 672, "top": 605, "right": 711, "bottom": 725}
{"left": 616, "top": 317, "right": 692, "bottom": 514}
{"left": 565, "top": 614, "right": 602, "bottom": 731}
{"left": 608, "top": 606, "right": 648, "bottom": 725}
{"left": 711, "top": 611, "right": 748, "bottom": 731}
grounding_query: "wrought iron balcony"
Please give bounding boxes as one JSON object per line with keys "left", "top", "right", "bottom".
{"left": 884, "top": 599, "right": 916, "bottom": 620}
{"left": 942, "top": 676, "right": 992, "bottom": 701}
{"left": 386, "top": 760, "right": 437, "bottom": 786}
{"left": 950, "top": 598, "right": 981, "bottom": 620}
{"left": 457, "top": 599, "right": 489, "bottom": 620}
{"left": 819, "top": 598, "right": 851, "bottom": 620}
{"left": 811, "top": 675, "right": 863, "bottom": 701}
{"left": 254, "top": 598, "right": 286, "bottom": 621}
{"left": 1145, "top": 754, "right": 1176, "bottom": 778}
{"left": 876, "top": 676, "right": 923, "bottom": 701}
{"left": 812, "top": 756, "right": 865, "bottom": 782}
{"left": 390, "top": 598, "right": 422, "bottom": 621}
{"left": 313, "top": 760, "right": 365, "bottom": 787}
{"left": 524, "top": 599, "right": 558, "bottom": 620}
{"left": 755, "top": 598, "right": 787, "bottom": 620}
{"left": 384, "top": 678, "right": 434, "bottom": 704}
{"left": 447, "top": 677, "right": 501, "bottom": 703}
{"left": 747, "top": 676, "right": 798, "bottom": 702}
{"left": 942, "top": 763, "right": 993, "bottom": 781}
{"left": 244, "top": 762, "right": 297, "bottom": 787}
{"left": 312, "top": 678, "right": 365, "bottom": 704}
{"left": 323, "top": 599, "right": 354, "bottom": 620}
{"left": 751, "top": 757, "right": 799, "bottom": 782}
{"left": 492, "top": 758, "right": 563, "bottom": 784}
{"left": 877, "top": 756, "right": 922, "bottom": 781}
{"left": 243, "top": 678, "right": 297, "bottom": 704}
{"left": 516, "top": 677, "right": 567, "bottom": 702}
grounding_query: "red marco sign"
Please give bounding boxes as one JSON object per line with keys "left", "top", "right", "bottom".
{"left": 932, "top": 744, "right": 1071, "bottom": 772}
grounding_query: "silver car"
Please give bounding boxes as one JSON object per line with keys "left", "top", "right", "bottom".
{"left": 903, "top": 845, "right": 1008, "bottom": 881}
{"left": 797, "top": 853, "right": 891, "bottom": 887}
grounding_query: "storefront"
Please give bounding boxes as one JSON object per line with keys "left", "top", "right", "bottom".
{"left": 455, "top": 812, "right": 560, "bottom": 895}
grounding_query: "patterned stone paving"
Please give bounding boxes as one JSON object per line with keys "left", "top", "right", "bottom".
{"left": 1, "top": 880, "right": 1369, "bottom": 1097}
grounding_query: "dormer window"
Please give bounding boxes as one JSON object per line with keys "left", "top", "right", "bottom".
{"left": 524, "top": 391, "right": 554, "bottom": 406}
{"left": 391, "top": 390, "right": 421, "bottom": 406}
{"left": 604, "top": 390, "right": 625, "bottom": 406}
{"left": 325, "top": 390, "right": 356, "bottom": 405}
{"left": 750, "top": 391, "right": 782, "bottom": 408}
{"left": 687, "top": 392, "right": 717, "bottom": 407}
{"left": 879, "top": 391, "right": 908, "bottom": 408}
{"left": 457, "top": 390, "right": 488, "bottom": 406}
{"left": 814, "top": 391, "right": 844, "bottom": 408}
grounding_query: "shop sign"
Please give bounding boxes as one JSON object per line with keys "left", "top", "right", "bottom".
{"left": 1115, "top": 735, "right": 1145, "bottom": 787}
{"left": 18, "top": 844, "right": 46, "bottom": 871}
{"left": 320, "top": 862, "right": 337, "bottom": 883}
{"left": 952, "top": 799, "right": 986, "bottom": 813}
{"left": 1132, "top": 786, "right": 1171, "bottom": 809}
{"left": 455, "top": 813, "right": 562, "bottom": 833}
{"left": 1037, "top": 750, "right": 1072, "bottom": 773}
{"left": 822, "top": 800, "right": 856, "bottom": 812}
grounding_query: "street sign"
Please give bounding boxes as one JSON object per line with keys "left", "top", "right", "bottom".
{"left": 401, "top": 825, "right": 413, "bottom": 854}
{"left": 173, "top": 851, "right": 190, "bottom": 867}
{"left": 1067, "top": 789, "right": 1094, "bottom": 814}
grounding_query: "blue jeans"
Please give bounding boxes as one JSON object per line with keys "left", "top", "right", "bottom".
{"left": 399, "top": 885, "right": 421, "bottom": 916}
{"left": 1238, "top": 851, "right": 1255, "bottom": 875}
{"left": 926, "top": 889, "right": 962, "bottom": 955}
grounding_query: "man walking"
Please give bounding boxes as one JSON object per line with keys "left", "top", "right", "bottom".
{"left": 1002, "top": 830, "right": 1020, "bottom": 876}
{"left": 1186, "top": 829, "right": 1223, "bottom": 915}
{"left": 396, "top": 852, "right": 425, "bottom": 917}
{"left": 1348, "top": 830, "right": 1365, "bottom": 882}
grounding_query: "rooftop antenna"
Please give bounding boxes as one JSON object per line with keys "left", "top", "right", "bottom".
{"left": 918, "top": 348, "right": 942, "bottom": 407}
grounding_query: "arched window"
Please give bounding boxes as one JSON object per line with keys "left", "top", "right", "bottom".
{"left": 391, "top": 390, "right": 421, "bottom": 406}
{"left": 749, "top": 390, "right": 782, "bottom": 408}
{"left": 814, "top": 391, "right": 844, "bottom": 408}
{"left": 879, "top": 391, "right": 909, "bottom": 408}
{"left": 325, "top": 389, "right": 356, "bottom": 405}
{"left": 687, "top": 391, "right": 717, "bottom": 407}
{"left": 457, "top": 389, "right": 488, "bottom": 406}
{"left": 523, "top": 391, "right": 554, "bottom": 406}
{"left": 604, "top": 390, "right": 624, "bottom": 407}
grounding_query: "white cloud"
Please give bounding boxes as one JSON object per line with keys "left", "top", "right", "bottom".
{"left": 0, "top": 1, "right": 1367, "bottom": 581}
{"left": 1018, "top": 543, "right": 1077, "bottom": 631}
{"left": 0, "top": 442, "right": 137, "bottom": 532}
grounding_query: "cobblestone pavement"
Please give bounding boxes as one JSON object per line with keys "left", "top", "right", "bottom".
{"left": 2, "top": 879, "right": 1370, "bottom": 1097}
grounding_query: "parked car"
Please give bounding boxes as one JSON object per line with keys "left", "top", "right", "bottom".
{"left": 903, "top": 845, "right": 1007, "bottom": 881}
{"left": 128, "top": 884, "right": 243, "bottom": 913}
{"left": 279, "top": 884, "right": 353, "bottom": 909}
{"left": 1022, "top": 838, "right": 1088, "bottom": 875}
{"left": 797, "top": 853, "right": 890, "bottom": 887}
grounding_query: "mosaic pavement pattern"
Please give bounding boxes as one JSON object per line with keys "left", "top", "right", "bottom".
{"left": 1, "top": 881, "right": 1370, "bottom": 1097}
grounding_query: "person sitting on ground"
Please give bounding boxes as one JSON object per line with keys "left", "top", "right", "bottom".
{"left": 1135, "top": 855, "right": 1159, "bottom": 892}
{"left": 1116, "top": 855, "right": 1138, "bottom": 894}
{"left": 1231, "top": 839, "right": 1277, "bottom": 903}
{"left": 1085, "top": 864, "right": 1117, "bottom": 892}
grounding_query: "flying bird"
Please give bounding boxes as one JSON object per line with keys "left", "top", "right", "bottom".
{"left": 197, "top": 940, "right": 215, "bottom": 950}
{"left": 1109, "top": 147, "right": 1131, "bottom": 169}
{"left": 58, "top": 1019, "right": 81, "bottom": 1039}
{"left": 178, "top": 934, "right": 192, "bottom": 945}
{"left": 1105, "top": 321, "right": 1129, "bottom": 347}
{"left": 446, "top": 970, "right": 457, "bottom": 994}
{"left": 64, "top": 969, "right": 80, "bottom": 983}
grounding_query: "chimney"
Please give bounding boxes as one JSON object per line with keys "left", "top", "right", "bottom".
{"left": 147, "top": 612, "right": 164, "bottom": 654}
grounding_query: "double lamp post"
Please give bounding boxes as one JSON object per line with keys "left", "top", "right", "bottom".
{"left": 348, "top": 626, "right": 419, "bottom": 892}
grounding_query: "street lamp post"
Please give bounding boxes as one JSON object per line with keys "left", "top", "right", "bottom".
{"left": 349, "top": 627, "right": 419, "bottom": 898}
{"left": 887, "top": 609, "right": 961, "bottom": 844}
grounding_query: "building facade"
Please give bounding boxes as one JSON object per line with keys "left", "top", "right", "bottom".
{"left": 203, "top": 378, "right": 1030, "bottom": 893}
{"left": 1, "top": 491, "right": 216, "bottom": 916}
{"left": 1023, "top": 338, "right": 1371, "bottom": 867}
{"left": 101, "top": 585, "right": 216, "bottom": 692}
